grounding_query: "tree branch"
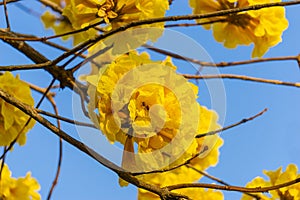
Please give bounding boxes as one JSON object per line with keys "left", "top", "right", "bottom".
{"left": 196, "top": 108, "right": 268, "bottom": 138}
{"left": 183, "top": 74, "right": 300, "bottom": 88}
{"left": 144, "top": 44, "right": 300, "bottom": 68}
{"left": 0, "top": 88, "right": 189, "bottom": 200}
{"left": 0, "top": 0, "right": 19, "bottom": 6}
{"left": 165, "top": 178, "right": 300, "bottom": 193}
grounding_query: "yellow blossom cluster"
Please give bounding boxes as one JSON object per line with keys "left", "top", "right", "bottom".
{"left": 0, "top": 72, "right": 35, "bottom": 147}
{"left": 87, "top": 51, "right": 224, "bottom": 199}
{"left": 242, "top": 164, "right": 300, "bottom": 200}
{"left": 41, "top": 10, "right": 96, "bottom": 45}
{"left": 41, "top": 0, "right": 169, "bottom": 45}
{"left": 189, "top": 0, "right": 289, "bottom": 57}
{"left": 0, "top": 163, "right": 41, "bottom": 200}
{"left": 87, "top": 52, "right": 192, "bottom": 150}
{"left": 63, "top": 0, "right": 169, "bottom": 31}
{"left": 137, "top": 134, "right": 223, "bottom": 200}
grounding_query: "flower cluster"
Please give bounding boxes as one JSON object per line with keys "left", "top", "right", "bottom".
{"left": 190, "top": 0, "right": 288, "bottom": 57}
{"left": 242, "top": 164, "right": 300, "bottom": 200}
{"left": 41, "top": 0, "right": 169, "bottom": 45}
{"left": 87, "top": 51, "right": 224, "bottom": 199}
{"left": 0, "top": 163, "right": 41, "bottom": 200}
{"left": 0, "top": 72, "right": 35, "bottom": 147}
{"left": 63, "top": 0, "right": 169, "bottom": 31}
{"left": 41, "top": 10, "right": 97, "bottom": 45}
{"left": 137, "top": 133, "right": 224, "bottom": 200}
{"left": 87, "top": 52, "right": 190, "bottom": 150}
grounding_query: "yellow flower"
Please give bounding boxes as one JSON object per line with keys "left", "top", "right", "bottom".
{"left": 63, "top": 0, "right": 169, "bottom": 30}
{"left": 241, "top": 164, "right": 300, "bottom": 200}
{"left": 0, "top": 163, "right": 41, "bottom": 200}
{"left": 41, "top": 10, "right": 97, "bottom": 45}
{"left": 0, "top": 72, "right": 35, "bottom": 146}
{"left": 190, "top": 0, "right": 288, "bottom": 57}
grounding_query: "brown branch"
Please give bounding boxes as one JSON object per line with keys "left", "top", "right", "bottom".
{"left": 144, "top": 44, "right": 300, "bottom": 68}
{"left": 44, "top": 91, "right": 62, "bottom": 200}
{"left": 0, "top": 20, "right": 102, "bottom": 42}
{"left": 132, "top": 146, "right": 209, "bottom": 176}
{"left": 0, "top": 88, "right": 190, "bottom": 200}
{"left": 37, "top": 109, "right": 96, "bottom": 128}
{"left": 204, "top": 55, "right": 300, "bottom": 67}
{"left": 196, "top": 108, "right": 268, "bottom": 138}
{"left": 26, "top": 81, "right": 63, "bottom": 199}
{"left": 183, "top": 74, "right": 300, "bottom": 88}
{"left": 165, "top": 178, "right": 300, "bottom": 193}
{"left": 187, "top": 165, "right": 261, "bottom": 199}
{"left": 13, "top": 32, "right": 89, "bottom": 60}
{"left": 0, "top": 147, "right": 7, "bottom": 181}
{"left": 3, "top": 0, "right": 11, "bottom": 30}
{"left": 0, "top": 0, "right": 19, "bottom": 5}
{"left": 39, "top": 0, "right": 63, "bottom": 14}
{"left": 0, "top": 29, "right": 84, "bottom": 93}
{"left": 0, "top": 62, "right": 52, "bottom": 71}
{"left": 165, "top": 19, "right": 227, "bottom": 28}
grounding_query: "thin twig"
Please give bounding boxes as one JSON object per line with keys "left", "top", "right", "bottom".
{"left": 3, "top": 0, "right": 11, "bottom": 30}
{"left": 203, "top": 55, "right": 300, "bottom": 67}
{"left": 0, "top": 62, "right": 52, "bottom": 71}
{"left": 132, "top": 146, "right": 209, "bottom": 176}
{"left": 165, "top": 177, "right": 300, "bottom": 193}
{"left": 44, "top": 89, "right": 62, "bottom": 200}
{"left": 165, "top": 18, "right": 227, "bottom": 28}
{"left": 38, "top": 0, "right": 63, "bottom": 14}
{"left": 0, "top": 20, "right": 102, "bottom": 41}
{"left": 0, "top": 147, "right": 7, "bottom": 181}
{"left": 187, "top": 165, "right": 261, "bottom": 199}
{"left": 144, "top": 44, "right": 300, "bottom": 68}
{"left": 13, "top": 32, "right": 89, "bottom": 60}
{"left": 196, "top": 108, "right": 268, "bottom": 138}
{"left": 183, "top": 74, "right": 300, "bottom": 88}
{"left": 26, "top": 82, "right": 63, "bottom": 199}
{"left": 37, "top": 109, "right": 96, "bottom": 128}
{"left": 0, "top": 0, "right": 19, "bottom": 5}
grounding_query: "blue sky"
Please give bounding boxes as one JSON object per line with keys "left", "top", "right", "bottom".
{"left": 1, "top": 1, "right": 300, "bottom": 200}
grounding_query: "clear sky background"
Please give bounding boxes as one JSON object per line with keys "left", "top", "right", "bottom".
{"left": 0, "top": 1, "right": 300, "bottom": 200}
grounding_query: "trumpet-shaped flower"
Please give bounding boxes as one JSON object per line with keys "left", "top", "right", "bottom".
{"left": 0, "top": 163, "right": 41, "bottom": 200}
{"left": 0, "top": 72, "right": 35, "bottom": 146}
{"left": 241, "top": 164, "right": 300, "bottom": 200}
{"left": 190, "top": 0, "right": 288, "bottom": 57}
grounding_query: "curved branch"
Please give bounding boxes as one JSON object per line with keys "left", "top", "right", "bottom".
{"left": 165, "top": 178, "right": 300, "bottom": 193}
{"left": 144, "top": 44, "right": 300, "bottom": 68}
{"left": 38, "top": 0, "right": 63, "bottom": 14}
{"left": 183, "top": 74, "right": 300, "bottom": 88}
{"left": 196, "top": 108, "right": 268, "bottom": 138}
{"left": 37, "top": 109, "right": 96, "bottom": 128}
